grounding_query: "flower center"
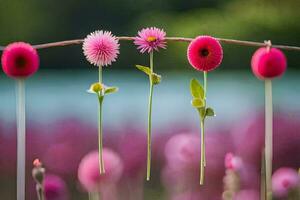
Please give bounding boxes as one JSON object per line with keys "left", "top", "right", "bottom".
{"left": 282, "top": 179, "right": 291, "bottom": 188}
{"left": 146, "top": 36, "right": 157, "bottom": 42}
{"left": 199, "top": 48, "right": 209, "bottom": 57}
{"left": 15, "top": 56, "right": 27, "bottom": 68}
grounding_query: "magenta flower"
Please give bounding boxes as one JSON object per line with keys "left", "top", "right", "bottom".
{"left": 44, "top": 174, "right": 69, "bottom": 200}
{"left": 272, "top": 167, "right": 300, "bottom": 198}
{"left": 251, "top": 47, "right": 287, "bottom": 79}
{"left": 134, "top": 27, "right": 167, "bottom": 53}
{"left": 225, "top": 153, "right": 243, "bottom": 172}
{"left": 187, "top": 36, "right": 223, "bottom": 71}
{"left": 162, "top": 132, "right": 233, "bottom": 192}
{"left": 77, "top": 149, "right": 123, "bottom": 192}
{"left": 82, "top": 30, "right": 120, "bottom": 66}
{"left": 1, "top": 42, "right": 39, "bottom": 78}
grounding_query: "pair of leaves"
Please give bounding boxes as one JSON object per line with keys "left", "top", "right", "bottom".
{"left": 190, "top": 78, "right": 215, "bottom": 118}
{"left": 136, "top": 65, "right": 161, "bottom": 85}
{"left": 87, "top": 82, "right": 118, "bottom": 96}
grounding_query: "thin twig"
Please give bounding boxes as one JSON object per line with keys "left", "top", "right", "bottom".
{"left": 0, "top": 36, "right": 299, "bottom": 51}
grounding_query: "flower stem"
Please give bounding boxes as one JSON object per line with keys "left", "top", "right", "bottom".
{"left": 200, "top": 119, "right": 205, "bottom": 185}
{"left": 146, "top": 51, "right": 154, "bottom": 181}
{"left": 98, "top": 66, "right": 105, "bottom": 174}
{"left": 203, "top": 72, "right": 207, "bottom": 167}
{"left": 16, "top": 79, "right": 26, "bottom": 200}
{"left": 265, "top": 79, "right": 273, "bottom": 200}
{"left": 36, "top": 185, "right": 45, "bottom": 200}
{"left": 199, "top": 71, "right": 207, "bottom": 185}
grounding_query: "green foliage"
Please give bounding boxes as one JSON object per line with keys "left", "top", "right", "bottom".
{"left": 136, "top": 65, "right": 162, "bottom": 85}
{"left": 190, "top": 78, "right": 215, "bottom": 120}
{"left": 104, "top": 86, "right": 118, "bottom": 95}
{"left": 190, "top": 78, "right": 204, "bottom": 99}
{"left": 191, "top": 98, "right": 204, "bottom": 108}
{"left": 205, "top": 107, "right": 215, "bottom": 117}
{"left": 136, "top": 65, "right": 152, "bottom": 75}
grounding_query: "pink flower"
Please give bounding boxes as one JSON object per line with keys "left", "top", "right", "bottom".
{"left": 1, "top": 42, "right": 39, "bottom": 78}
{"left": 164, "top": 133, "right": 200, "bottom": 169}
{"left": 187, "top": 36, "right": 223, "bottom": 71}
{"left": 162, "top": 132, "right": 233, "bottom": 194}
{"left": 225, "top": 153, "right": 243, "bottom": 171}
{"left": 44, "top": 174, "right": 69, "bottom": 200}
{"left": 251, "top": 47, "right": 287, "bottom": 79}
{"left": 134, "top": 27, "right": 167, "bottom": 53}
{"left": 272, "top": 167, "right": 300, "bottom": 198}
{"left": 78, "top": 149, "right": 123, "bottom": 192}
{"left": 82, "top": 30, "right": 120, "bottom": 66}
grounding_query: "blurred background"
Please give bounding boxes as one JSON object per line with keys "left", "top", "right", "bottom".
{"left": 0, "top": 0, "right": 300, "bottom": 199}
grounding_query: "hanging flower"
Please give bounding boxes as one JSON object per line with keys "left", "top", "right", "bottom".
{"left": 82, "top": 30, "right": 120, "bottom": 66}
{"left": 78, "top": 149, "right": 123, "bottom": 192}
{"left": 134, "top": 27, "right": 167, "bottom": 53}
{"left": 1, "top": 42, "right": 39, "bottom": 78}
{"left": 187, "top": 36, "right": 223, "bottom": 71}
{"left": 251, "top": 47, "right": 287, "bottom": 79}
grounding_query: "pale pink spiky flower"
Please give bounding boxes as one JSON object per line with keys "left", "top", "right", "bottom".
{"left": 82, "top": 30, "right": 120, "bottom": 67}
{"left": 134, "top": 27, "right": 167, "bottom": 53}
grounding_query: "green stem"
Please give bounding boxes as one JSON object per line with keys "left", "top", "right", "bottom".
{"left": 200, "top": 119, "right": 205, "bottom": 185}
{"left": 147, "top": 51, "right": 154, "bottom": 181}
{"left": 98, "top": 66, "right": 105, "bottom": 174}
{"left": 265, "top": 79, "right": 273, "bottom": 200}
{"left": 203, "top": 72, "right": 207, "bottom": 167}
{"left": 99, "top": 65, "right": 102, "bottom": 83}
{"left": 36, "top": 185, "right": 44, "bottom": 200}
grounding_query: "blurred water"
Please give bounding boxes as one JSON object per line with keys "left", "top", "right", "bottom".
{"left": 0, "top": 69, "right": 299, "bottom": 133}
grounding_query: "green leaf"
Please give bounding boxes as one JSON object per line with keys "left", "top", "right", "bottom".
{"left": 191, "top": 98, "right": 204, "bottom": 108}
{"left": 104, "top": 86, "right": 118, "bottom": 95}
{"left": 136, "top": 65, "right": 151, "bottom": 75}
{"left": 87, "top": 82, "right": 104, "bottom": 94}
{"left": 151, "top": 73, "right": 162, "bottom": 85}
{"left": 190, "top": 79, "right": 204, "bottom": 99}
{"left": 205, "top": 107, "right": 215, "bottom": 117}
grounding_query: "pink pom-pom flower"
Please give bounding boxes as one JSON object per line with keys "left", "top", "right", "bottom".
{"left": 134, "top": 27, "right": 167, "bottom": 53}
{"left": 1, "top": 42, "right": 39, "bottom": 78}
{"left": 82, "top": 30, "right": 120, "bottom": 67}
{"left": 187, "top": 36, "right": 223, "bottom": 72}
{"left": 272, "top": 167, "right": 300, "bottom": 198}
{"left": 44, "top": 174, "right": 69, "bottom": 200}
{"left": 251, "top": 47, "right": 287, "bottom": 79}
{"left": 78, "top": 149, "right": 123, "bottom": 192}
{"left": 225, "top": 153, "right": 243, "bottom": 172}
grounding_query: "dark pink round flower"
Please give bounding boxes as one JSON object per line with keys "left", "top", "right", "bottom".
{"left": 44, "top": 174, "right": 69, "bottom": 200}
{"left": 1, "top": 42, "right": 39, "bottom": 78}
{"left": 187, "top": 36, "right": 223, "bottom": 71}
{"left": 251, "top": 47, "right": 287, "bottom": 79}
{"left": 83, "top": 30, "right": 120, "bottom": 66}
{"left": 272, "top": 167, "right": 300, "bottom": 198}
{"left": 225, "top": 153, "right": 243, "bottom": 171}
{"left": 134, "top": 27, "right": 167, "bottom": 53}
{"left": 77, "top": 149, "right": 123, "bottom": 192}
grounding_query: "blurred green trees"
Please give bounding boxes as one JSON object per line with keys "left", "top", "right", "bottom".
{"left": 0, "top": 0, "right": 299, "bottom": 70}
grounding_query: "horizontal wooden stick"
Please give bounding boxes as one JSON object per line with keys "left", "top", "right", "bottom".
{"left": 0, "top": 36, "right": 299, "bottom": 51}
